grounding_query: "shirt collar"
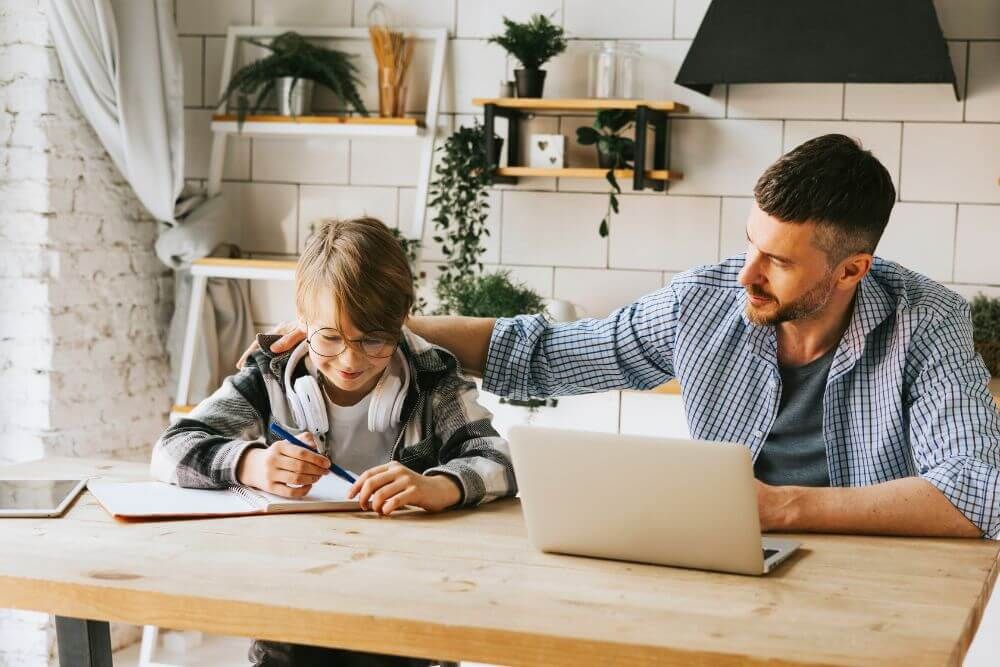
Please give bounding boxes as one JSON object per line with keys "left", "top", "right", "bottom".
{"left": 741, "top": 270, "right": 897, "bottom": 372}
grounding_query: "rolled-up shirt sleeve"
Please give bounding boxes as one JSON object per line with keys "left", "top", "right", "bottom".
{"left": 908, "top": 305, "right": 1000, "bottom": 539}
{"left": 483, "top": 285, "right": 679, "bottom": 400}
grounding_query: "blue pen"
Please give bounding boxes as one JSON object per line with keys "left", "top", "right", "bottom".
{"left": 269, "top": 422, "right": 357, "bottom": 484}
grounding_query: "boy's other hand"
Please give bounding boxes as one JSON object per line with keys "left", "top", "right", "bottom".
{"left": 236, "top": 432, "right": 331, "bottom": 498}
{"left": 349, "top": 461, "right": 462, "bottom": 516}
{"left": 236, "top": 321, "right": 307, "bottom": 370}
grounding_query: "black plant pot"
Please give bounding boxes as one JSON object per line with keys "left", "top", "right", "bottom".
{"left": 486, "top": 136, "right": 504, "bottom": 169}
{"left": 514, "top": 68, "right": 547, "bottom": 98}
{"left": 596, "top": 145, "right": 616, "bottom": 169}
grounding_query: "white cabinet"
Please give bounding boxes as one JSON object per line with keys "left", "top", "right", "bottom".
{"left": 475, "top": 382, "right": 692, "bottom": 440}
{"left": 475, "top": 382, "right": 620, "bottom": 439}
{"left": 619, "top": 391, "right": 690, "bottom": 438}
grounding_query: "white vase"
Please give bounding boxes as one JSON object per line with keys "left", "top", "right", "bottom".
{"left": 544, "top": 298, "right": 580, "bottom": 322}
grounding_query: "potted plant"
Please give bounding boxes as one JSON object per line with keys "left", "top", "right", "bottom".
{"left": 436, "top": 270, "right": 547, "bottom": 318}
{"left": 218, "top": 31, "right": 367, "bottom": 127}
{"left": 575, "top": 110, "right": 636, "bottom": 237}
{"left": 488, "top": 14, "right": 567, "bottom": 98}
{"left": 971, "top": 295, "right": 1000, "bottom": 377}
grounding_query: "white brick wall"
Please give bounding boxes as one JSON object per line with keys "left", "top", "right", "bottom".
{"left": 0, "top": 0, "right": 171, "bottom": 662}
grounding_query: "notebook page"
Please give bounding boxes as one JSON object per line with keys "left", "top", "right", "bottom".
{"left": 87, "top": 480, "right": 256, "bottom": 518}
{"left": 250, "top": 472, "right": 358, "bottom": 508}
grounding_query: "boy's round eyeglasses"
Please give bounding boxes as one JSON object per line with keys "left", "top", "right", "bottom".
{"left": 306, "top": 327, "right": 397, "bottom": 359}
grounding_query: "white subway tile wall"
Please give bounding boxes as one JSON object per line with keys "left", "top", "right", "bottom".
{"left": 553, "top": 267, "right": 663, "bottom": 319}
{"left": 669, "top": 119, "right": 783, "bottom": 196}
{"left": 901, "top": 123, "right": 1000, "bottom": 204}
{"left": 878, "top": 203, "right": 957, "bottom": 283}
{"left": 563, "top": 0, "right": 674, "bottom": 39}
{"left": 176, "top": 0, "right": 1000, "bottom": 337}
{"left": 728, "top": 83, "right": 844, "bottom": 121}
{"left": 253, "top": 0, "right": 353, "bottom": 27}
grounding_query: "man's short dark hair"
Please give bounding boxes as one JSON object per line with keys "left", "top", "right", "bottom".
{"left": 753, "top": 134, "right": 896, "bottom": 262}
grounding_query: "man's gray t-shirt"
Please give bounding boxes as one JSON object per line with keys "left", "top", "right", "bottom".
{"left": 753, "top": 346, "right": 837, "bottom": 487}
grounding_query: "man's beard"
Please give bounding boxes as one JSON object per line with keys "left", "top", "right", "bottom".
{"left": 744, "top": 272, "right": 836, "bottom": 326}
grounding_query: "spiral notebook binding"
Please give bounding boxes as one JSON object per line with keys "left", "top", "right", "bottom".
{"left": 230, "top": 485, "right": 268, "bottom": 510}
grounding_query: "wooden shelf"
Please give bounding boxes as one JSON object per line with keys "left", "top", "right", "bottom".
{"left": 211, "top": 114, "right": 425, "bottom": 137}
{"left": 495, "top": 167, "right": 682, "bottom": 181}
{"left": 191, "top": 257, "right": 296, "bottom": 280}
{"left": 473, "top": 98, "right": 690, "bottom": 113}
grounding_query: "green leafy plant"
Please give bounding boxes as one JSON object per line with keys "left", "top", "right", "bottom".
{"left": 428, "top": 122, "right": 545, "bottom": 317}
{"left": 428, "top": 122, "right": 495, "bottom": 299}
{"left": 437, "top": 271, "right": 547, "bottom": 318}
{"left": 389, "top": 228, "right": 427, "bottom": 315}
{"left": 217, "top": 31, "right": 367, "bottom": 126}
{"left": 576, "top": 110, "right": 636, "bottom": 237}
{"left": 488, "top": 13, "right": 567, "bottom": 69}
{"left": 971, "top": 295, "right": 1000, "bottom": 376}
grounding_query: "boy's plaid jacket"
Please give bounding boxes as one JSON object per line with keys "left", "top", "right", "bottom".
{"left": 152, "top": 328, "right": 517, "bottom": 507}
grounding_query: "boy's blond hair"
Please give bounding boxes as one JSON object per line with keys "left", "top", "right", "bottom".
{"left": 295, "top": 217, "right": 414, "bottom": 338}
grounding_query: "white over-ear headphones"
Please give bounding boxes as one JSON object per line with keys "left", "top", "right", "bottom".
{"left": 283, "top": 342, "right": 409, "bottom": 441}
{"left": 368, "top": 349, "right": 409, "bottom": 433}
{"left": 284, "top": 343, "right": 328, "bottom": 445}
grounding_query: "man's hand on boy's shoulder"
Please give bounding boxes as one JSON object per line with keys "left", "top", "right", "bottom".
{"left": 235, "top": 432, "right": 332, "bottom": 498}
{"left": 236, "top": 321, "right": 306, "bottom": 370}
{"left": 349, "top": 461, "right": 462, "bottom": 516}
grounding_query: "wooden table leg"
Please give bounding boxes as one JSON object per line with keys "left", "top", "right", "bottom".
{"left": 55, "top": 616, "right": 113, "bottom": 666}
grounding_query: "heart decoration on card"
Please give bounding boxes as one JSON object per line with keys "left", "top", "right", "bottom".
{"left": 549, "top": 156, "right": 557, "bottom": 164}
{"left": 537, "top": 140, "right": 548, "bottom": 151}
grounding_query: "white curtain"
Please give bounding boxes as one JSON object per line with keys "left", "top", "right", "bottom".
{"left": 47, "top": 0, "right": 254, "bottom": 403}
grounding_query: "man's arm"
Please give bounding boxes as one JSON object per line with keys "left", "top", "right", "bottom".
{"left": 758, "top": 477, "right": 982, "bottom": 537}
{"left": 405, "top": 315, "right": 496, "bottom": 377}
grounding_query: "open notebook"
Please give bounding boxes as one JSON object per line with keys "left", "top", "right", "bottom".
{"left": 87, "top": 473, "right": 360, "bottom": 521}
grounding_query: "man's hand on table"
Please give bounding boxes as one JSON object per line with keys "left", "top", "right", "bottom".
{"left": 755, "top": 479, "right": 800, "bottom": 532}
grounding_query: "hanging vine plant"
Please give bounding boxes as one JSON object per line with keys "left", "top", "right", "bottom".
{"left": 427, "top": 122, "right": 546, "bottom": 318}
{"left": 575, "top": 110, "right": 637, "bottom": 237}
{"left": 427, "top": 122, "right": 495, "bottom": 299}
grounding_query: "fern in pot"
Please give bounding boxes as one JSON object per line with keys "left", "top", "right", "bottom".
{"left": 576, "top": 110, "right": 636, "bottom": 238}
{"left": 488, "top": 13, "right": 567, "bottom": 98}
{"left": 218, "top": 31, "right": 368, "bottom": 127}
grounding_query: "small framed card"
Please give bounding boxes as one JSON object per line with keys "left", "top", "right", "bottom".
{"left": 528, "top": 134, "right": 565, "bottom": 168}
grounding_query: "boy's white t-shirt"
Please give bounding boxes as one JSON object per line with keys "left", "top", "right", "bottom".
{"left": 320, "top": 382, "right": 399, "bottom": 476}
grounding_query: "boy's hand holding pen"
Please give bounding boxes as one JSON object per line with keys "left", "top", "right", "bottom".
{"left": 234, "top": 424, "right": 334, "bottom": 499}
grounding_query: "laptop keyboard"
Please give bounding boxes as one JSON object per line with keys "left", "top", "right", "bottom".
{"left": 763, "top": 548, "right": 779, "bottom": 559}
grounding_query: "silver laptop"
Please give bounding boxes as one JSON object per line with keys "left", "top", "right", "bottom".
{"left": 508, "top": 425, "right": 800, "bottom": 576}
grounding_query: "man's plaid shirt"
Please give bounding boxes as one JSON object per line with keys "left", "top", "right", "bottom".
{"left": 484, "top": 256, "right": 1000, "bottom": 538}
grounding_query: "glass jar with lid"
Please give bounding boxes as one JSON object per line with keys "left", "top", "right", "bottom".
{"left": 615, "top": 42, "right": 641, "bottom": 98}
{"left": 588, "top": 41, "right": 617, "bottom": 98}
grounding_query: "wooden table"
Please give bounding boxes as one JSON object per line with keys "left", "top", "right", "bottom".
{"left": 2, "top": 458, "right": 998, "bottom": 666}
